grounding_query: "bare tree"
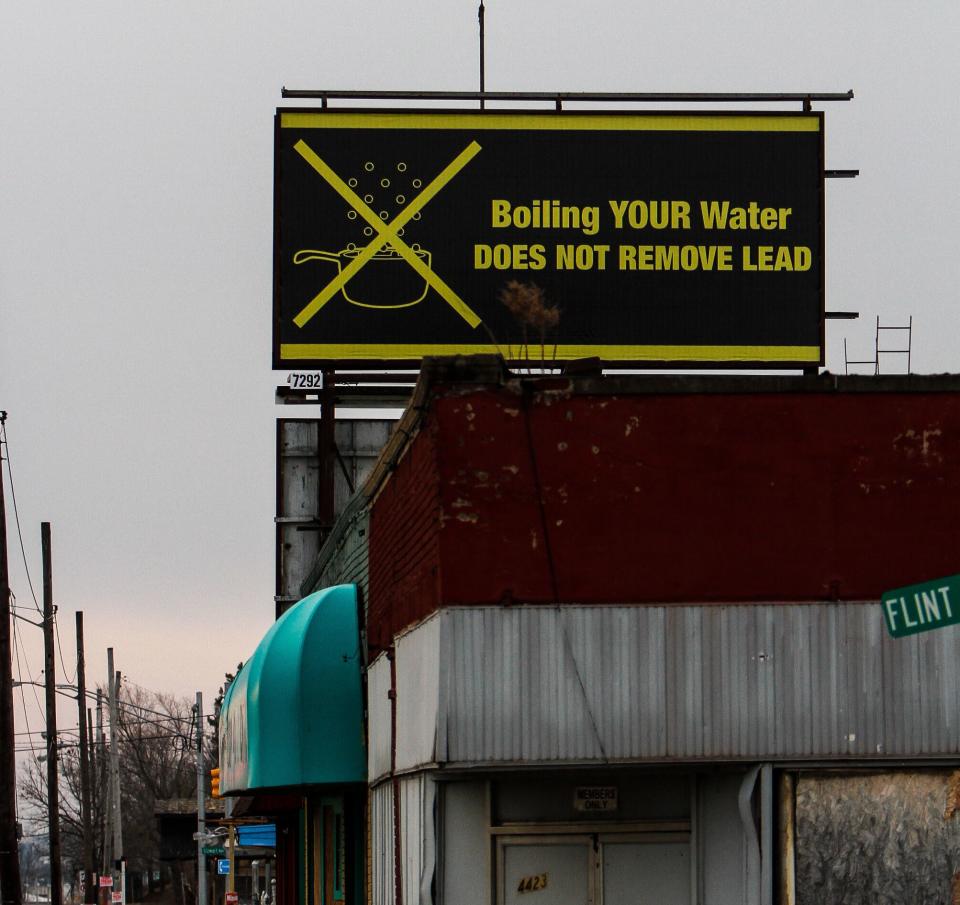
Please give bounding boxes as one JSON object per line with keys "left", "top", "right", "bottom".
{"left": 20, "top": 683, "right": 197, "bottom": 901}
{"left": 206, "top": 664, "right": 242, "bottom": 769}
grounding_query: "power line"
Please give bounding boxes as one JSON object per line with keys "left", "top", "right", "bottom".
{"left": 53, "top": 613, "right": 77, "bottom": 686}
{"left": 12, "top": 612, "right": 42, "bottom": 763}
{"left": 0, "top": 420, "right": 41, "bottom": 614}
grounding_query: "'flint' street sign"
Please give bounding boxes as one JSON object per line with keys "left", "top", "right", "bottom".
{"left": 882, "top": 574, "right": 960, "bottom": 638}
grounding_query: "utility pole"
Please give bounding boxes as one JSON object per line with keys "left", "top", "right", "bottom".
{"left": 226, "top": 825, "right": 236, "bottom": 897}
{"left": 87, "top": 708, "right": 96, "bottom": 881}
{"left": 0, "top": 411, "right": 23, "bottom": 905}
{"left": 106, "top": 650, "right": 123, "bottom": 894}
{"left": 76, "top": 613, "right": 95, "bottom": 903}
{"left": 195, "top": 692, "right": 207, "bottom": 905}
{"left": 41, "top": 523, "right": 63, "bottom": 905}
{"left": 96, "top": 690, "right": 106, "bottom": 876}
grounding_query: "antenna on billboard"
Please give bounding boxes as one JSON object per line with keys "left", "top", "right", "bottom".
{"left": 478, "top": 1, "right": 486, "bottom": 110}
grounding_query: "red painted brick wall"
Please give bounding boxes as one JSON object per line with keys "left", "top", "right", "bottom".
{"left": 366, "top": 419, "right": 442, "bottom": 654}
{"left": 368, "top": 379, "right": 960, "bottom": 647}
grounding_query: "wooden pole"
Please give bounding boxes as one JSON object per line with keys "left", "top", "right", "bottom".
{"left": 0, "top": 413, "right": 22, "bottom": 905}
{"left": 42, "top": 523, "right": 63, "bottom": 905}
{"left": 96, "top": 689, "right": 106, "bottom": 875}
{"left": 106, "top": 651, "right": 122, "bottom": 878}
{"left": 76, "top": 612, "right": 95, "bottom": 903}
{"left": 196, "top": 693, "right": 207, "bottom": 905}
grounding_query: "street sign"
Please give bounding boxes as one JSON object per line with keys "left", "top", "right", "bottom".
{"left": 225, "top": 893, "right": 239, "bottom": 905}
{"left": 111, "top": 893, "right": 122, "bottom": 903}
{"left": 99, "top": 877, "right": 114, "bottom": 888}
{"left": 217, "top": 859, "right": 231, "bottom": 876}
{"left": 882, "top": 574, "right": 960, "bottom": 638}
{"left": 203, "top": 846, "right": 225, "bottom": 857}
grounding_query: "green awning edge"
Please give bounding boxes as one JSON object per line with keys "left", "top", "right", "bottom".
{"left": 220, "top": 585, "right": 366, "bottom": 794}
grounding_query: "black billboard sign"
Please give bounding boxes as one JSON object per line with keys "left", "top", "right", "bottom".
{"left": 274, "top": 110, "right": 824, "bottom": 368}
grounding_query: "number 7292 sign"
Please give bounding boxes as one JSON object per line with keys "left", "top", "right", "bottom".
{"left": 882, "top": 575, "right": 960, "bottom": 638}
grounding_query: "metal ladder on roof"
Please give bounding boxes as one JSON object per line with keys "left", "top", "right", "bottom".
{"left": 844, "top": 315, "right": 913, "bottom": 375}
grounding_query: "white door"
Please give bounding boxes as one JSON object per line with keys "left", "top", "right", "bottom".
{"left": 500, "top": 838, "right": 593, "bottom": 905}
{"left": 601, "top": 841, "right": 691, "bottom": 905}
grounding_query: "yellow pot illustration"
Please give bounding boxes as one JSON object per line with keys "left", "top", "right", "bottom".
{"left": 293, "top": 245, "right": 432, "bottom": 310}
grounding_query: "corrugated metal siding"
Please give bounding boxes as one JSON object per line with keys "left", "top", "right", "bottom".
{"left": 368, "top": 654, "right": 392, "bottom": 784}
{"left": 370, "top": 782, "right": 394, "bottom": 905}
{"left": 396, "top": 615, "right": 441, "bottom": 774}
{"left": 368, "top": 777, "right": 435, "bottom": 905}
{"left": 409, "top": 603, "right": 960, "bottom": 764}
{"left": 399, "top": 775, "right": 431, "bottom": 905}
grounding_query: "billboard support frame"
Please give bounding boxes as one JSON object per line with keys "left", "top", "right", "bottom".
{"left": 280, "top": 88, "right": 854, "bottom": 109}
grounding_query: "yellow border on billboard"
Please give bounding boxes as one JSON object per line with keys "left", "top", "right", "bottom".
{"left": 279, "top": 112, "right": 820, "bottom": 133}
{"left": 280, "top": 344, "right": 821, "bottom": 362}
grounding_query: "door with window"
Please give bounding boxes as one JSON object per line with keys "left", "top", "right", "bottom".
{"left": 497, "top": 834, "right": 690, "bottom": 905}
{"left": 313, "top": 798, "right": 346, "bottom": 905}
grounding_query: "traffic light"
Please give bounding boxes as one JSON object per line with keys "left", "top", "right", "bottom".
{"left": 210, "top": 767, "right": 221, "bottom": 798}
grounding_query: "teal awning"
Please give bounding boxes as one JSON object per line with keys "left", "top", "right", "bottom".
{"left": 219, "top": 585, "right": 366, "bottom": 794}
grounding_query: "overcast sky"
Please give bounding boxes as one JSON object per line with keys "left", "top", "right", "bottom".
{"left": 2, "top": 0, "right": 959, "bottom": 761}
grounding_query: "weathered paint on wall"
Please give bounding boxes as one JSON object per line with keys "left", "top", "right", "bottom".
{"left": 796, "top": 771, "right": 960, "bottom": 905}
{"left": 303, "top": 501, "right": 370, "bottom": 610}
{"left": 366, "top": 375, "right": 960, "bottom": 652}
{"left": 367, "top": 420, "right": 443, "bottom": 653}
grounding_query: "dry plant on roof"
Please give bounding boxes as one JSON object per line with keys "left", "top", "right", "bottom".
{"left": 497, "top": 280, "right": 561, "bottom": 370}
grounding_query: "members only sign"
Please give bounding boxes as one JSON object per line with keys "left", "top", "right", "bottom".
{"left": 274, "top": 110, "right": 824, "bottom": 368}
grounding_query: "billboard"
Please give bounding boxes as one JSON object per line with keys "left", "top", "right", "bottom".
{"left": 274, "top": 110, "right": 824, "bottom": 368}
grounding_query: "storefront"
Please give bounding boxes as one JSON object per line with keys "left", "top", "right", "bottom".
{"left": 219, "top": 585, "right": 367, "bottom": 905}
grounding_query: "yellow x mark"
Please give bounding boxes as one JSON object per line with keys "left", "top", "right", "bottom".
{"left": 292, "top": 139, "right": 482, "bottom": 328}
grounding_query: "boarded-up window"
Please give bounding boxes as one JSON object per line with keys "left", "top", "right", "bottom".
{"left": 796, "top": 772, "right": 960, "bottom": 905}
